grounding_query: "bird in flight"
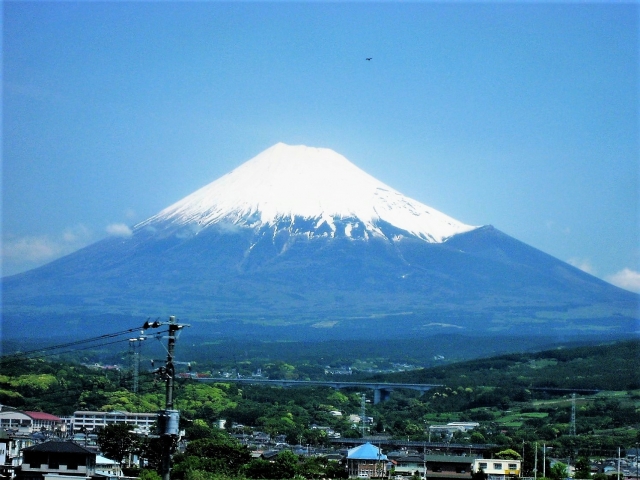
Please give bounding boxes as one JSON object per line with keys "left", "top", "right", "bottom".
{"left": 366, "top": 57, "right": 372, "bottom": 61}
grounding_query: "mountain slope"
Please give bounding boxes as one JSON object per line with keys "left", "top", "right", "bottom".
{"left": 2, "top": 144, "right": 638, "bottom": 341}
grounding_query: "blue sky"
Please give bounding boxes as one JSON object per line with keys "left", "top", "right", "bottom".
{"left": 3, "top": 2, "right": 639, "bottom": 292}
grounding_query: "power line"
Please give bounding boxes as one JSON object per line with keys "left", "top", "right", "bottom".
{"left": 0, "top": 325, "right": 150, "bottom": 366}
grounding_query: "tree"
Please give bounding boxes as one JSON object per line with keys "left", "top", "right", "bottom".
{"left": 185, "top": 419, "right": 214, "bottom": 440}
{"left": 137, "top": 436, "right": 163, "bottom": 471}
{"left": 273, "top": 450, "right": 299, "bottom": 479}
{"left": 574, "top": 457, "right": 592, "bottom": 479}
{"left": 243, "top": 458, "right": 274, "bottom": 479}
{"left": 472, "top": 467, "right": 488, "bottom": 480}
{"left": 549, "top": 462, "right": 568, "bottom": 480}
{"left": 96, "top": 423, "right": 139, "bottom": 466}
{"left": 495, "top": 449, "right": 521, "bottom": 460}
{"left": 172, "top": 433, "right": 251, "bottom": 479}
{"left": 139, "top": 470, "right": 161, "bottom": 480}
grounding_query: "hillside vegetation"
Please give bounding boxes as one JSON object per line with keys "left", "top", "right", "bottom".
{"left": 0, "top": 338, "right": 638, "bottom": 474}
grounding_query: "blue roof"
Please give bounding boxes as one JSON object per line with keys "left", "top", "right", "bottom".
{"left": 347, "top": 443, "right": 388, "bottom": 460}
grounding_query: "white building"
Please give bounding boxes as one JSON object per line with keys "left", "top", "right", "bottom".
{"left": 71, "top": 411, "right": 156, "bottom": 434}
{"left": 429, "top": 422, "right": 479, "bottom": 436}
{"left": 95, "top": 455, "right": 123, "bottom": 478}
{"left": 0, "top": 410, "right": 65, "bottom": 434}
{"left": 473, "top": 459, "right": 521, "bottom": 479}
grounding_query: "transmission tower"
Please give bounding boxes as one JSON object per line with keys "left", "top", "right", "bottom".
{"left": 128, "top": 336, "right": 146, "bottom": 394}
{"left": 569, "top": 393, "right": 576, "bottom": 436}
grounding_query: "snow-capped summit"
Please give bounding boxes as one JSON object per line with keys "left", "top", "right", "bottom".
{"left": 138, "top": 143, "right": 477, "bottom": 243}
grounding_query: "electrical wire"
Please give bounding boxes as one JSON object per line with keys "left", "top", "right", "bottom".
{"left": 1, "top": 326, "right": 147, "bottom": 363}
{"left": 0, "top": 327, "right": 170, "bottom": 367}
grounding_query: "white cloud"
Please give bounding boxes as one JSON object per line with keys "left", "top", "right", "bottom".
{"left": 605, "top": 268, "right": 640, "bottom": 293}
{"left": 2, "top": 236, "right": 61, "bottom": 263}
{"left": 62, "top": 224, "right": 92, "bottom": 243}
{"left": 567, "top": 257, "right": 596, "bottom": 275}
{"left": 2, "top": 225, "right": 95, "bottom": 276}
{"left": 106, "top": 223, "right": 133, "bottom": 237}
{"left": 124, "top": 208, "right": 137, "bottom": 220}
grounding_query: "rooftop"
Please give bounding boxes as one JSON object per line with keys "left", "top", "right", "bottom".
{"left": 24, "top": 441, "right": 95, "bottom": 455}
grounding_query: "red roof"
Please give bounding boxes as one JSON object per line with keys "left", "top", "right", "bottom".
{"left": 25, "top": 411, "right": 62, "bottom": 422}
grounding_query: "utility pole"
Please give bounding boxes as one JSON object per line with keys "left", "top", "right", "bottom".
{"left": 570, "top": 393, "right": 576, "bottom": 436}
{"left": 361, "top": 394, "right": 366, "bottom": 439}
{"left": 144, "top": 316, "right": 190, "bottom": 480}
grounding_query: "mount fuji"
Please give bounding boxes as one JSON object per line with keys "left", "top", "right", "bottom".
{"left": 141, "top": 142, "right": 476, "bottom": 245}
{"left": 2, "top": 143, "right": 638, "bottom": 342}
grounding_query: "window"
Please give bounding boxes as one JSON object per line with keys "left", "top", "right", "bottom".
{"left": 508, "top": 464, "right": 518, "bottom": 470}
{"left": 479, "top": 463, "right": 487, "bottom": 469}
{"left": 493, "top": 463, "right": 503, "bottom": 470}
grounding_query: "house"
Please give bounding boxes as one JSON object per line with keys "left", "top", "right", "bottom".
{"left": 0, "top": 411, "right": 64, "bottom": 435}
{"left": 252, "top": 432, "right": 271, "bottom": 444}
{"left": 1, "top": 433, "right": 38, "bottom": 479}
{"left": 425, "top": 454, "right": 477, "bottom": 479}
{"left": 347, "top": 443, "right": 388, "bottom": 478}
{"left": 14, "top": 441, "right": 96, "bottom": 480}
{"left": 473, "top": 459, "right": 521, "bottom": 480}
{"left": 94, "top": 456, "right": 121, "bottom": 479}
{"left": 388, "top": 453, "right": 425, "bottom": 477}
{"left": 0, "top": 430, "right": 12, "bottom": 479}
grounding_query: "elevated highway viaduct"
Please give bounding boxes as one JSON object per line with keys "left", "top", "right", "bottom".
{"left": 197, "top": 378, "right": 442, "bottom": 404}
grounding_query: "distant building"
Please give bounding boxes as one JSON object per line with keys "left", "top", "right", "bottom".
{"left": 429, "top": 422, "right": 479, "bottom": 436}
{"left": 444, "top": 422, "right": 479, "bottom": 432}
{"left": 15, "top": 441, "right": 96, "bottom": 480}
{"left": 1, "top": 433, "right": 38, "bottom": 479}
{"left": 425, "top": 454, "right": 477, "bottom": 479}
{"left": 0, "top": 411, "right": 64, "bottom": 435}
{"left": 70, "top": 411, "right": 156, "bottom": 434}
{"left": 95, "top": 455, "right": 122, "bottom": 478}
{"left": 473, "top": 459, "right": 521, "bottom": 479}
{"left": 388, "top": 453, "right": 425, "bottom": 477}
{"left": 347, "top": 442, "right": 388, "bottom": 478}
{"left": 0, "top": 430, "right": 13, "bottom": 478}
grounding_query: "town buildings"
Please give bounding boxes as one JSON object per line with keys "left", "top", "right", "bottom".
{"left": 14, "top": 441, "right": 96, "bottom": 480}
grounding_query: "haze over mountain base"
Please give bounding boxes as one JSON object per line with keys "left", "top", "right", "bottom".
{"left": 3, "top": 225, "right": 637, "bottom": 342}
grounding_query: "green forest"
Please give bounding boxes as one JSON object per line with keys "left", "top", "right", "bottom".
{"left": 1, "top": 339, "right": 638, "bottom": 480}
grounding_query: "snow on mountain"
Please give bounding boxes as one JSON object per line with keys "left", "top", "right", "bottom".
{"left": 138, "top": 143, "right": 478, "bottom": 243}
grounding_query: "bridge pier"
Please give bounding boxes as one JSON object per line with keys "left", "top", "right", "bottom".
{"left": 373, "top": 388, "right": 393, "bottom": 404}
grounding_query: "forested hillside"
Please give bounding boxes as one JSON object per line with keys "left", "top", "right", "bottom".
{"left": 1, "top": 339, "right": 638, "bottom": 472}
{"left": 382, "top": 340, "right": 640, "bottom": 390}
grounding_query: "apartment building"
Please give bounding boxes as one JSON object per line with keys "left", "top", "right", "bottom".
{"left": 71, "top": 411, "right": 156, "bottom": 434}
